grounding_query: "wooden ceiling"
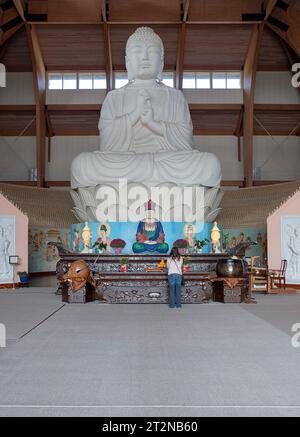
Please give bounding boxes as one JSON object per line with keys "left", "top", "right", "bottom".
{"left": 0, "top": 1, "right": 299, "bottom": 150}
{"left": 1, "top": 0, "right": 299, "bottom": 72}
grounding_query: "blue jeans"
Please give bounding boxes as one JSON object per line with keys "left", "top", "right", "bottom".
{"left": 168, "top": 274, "right": 182, "bottom": 308}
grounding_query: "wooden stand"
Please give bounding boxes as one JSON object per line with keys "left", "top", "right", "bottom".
{"left": 61, "top": 281, "right": 97, "bottom": 304}
{"left": 211, "top": 277, "right": 248, "bottom": 303}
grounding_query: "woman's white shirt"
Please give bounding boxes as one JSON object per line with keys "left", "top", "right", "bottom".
{"left": 167, "top": 257, "right": 183, "bottom": 275}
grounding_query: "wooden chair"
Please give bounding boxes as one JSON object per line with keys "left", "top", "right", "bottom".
{"left": 269, "top": 260, "right": 287, "bottom": 291}
{"left": 249, "top": 256, "right": 270, "bottom": 295}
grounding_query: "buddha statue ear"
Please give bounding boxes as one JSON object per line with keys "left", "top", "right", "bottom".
{"left": 126, "top": 56, "right": 134, "bottom": 82}
{"left": 157, "top": 60, "right": 164, "bottom": 82}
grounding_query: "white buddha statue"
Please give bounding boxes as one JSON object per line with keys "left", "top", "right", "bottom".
{"left": 70, "top": 27, "right": 223, "bottom": 223}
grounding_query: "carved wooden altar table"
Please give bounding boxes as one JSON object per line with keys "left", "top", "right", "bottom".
{"left": 57, "top": 254, "right": 229, "bottom": 304}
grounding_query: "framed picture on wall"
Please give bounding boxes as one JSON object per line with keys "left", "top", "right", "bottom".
{"left": 281, "top": 216, "right": 300, "bottom": 285}
{"left": 0, "top": 216, "right": 16, "bottom": 284}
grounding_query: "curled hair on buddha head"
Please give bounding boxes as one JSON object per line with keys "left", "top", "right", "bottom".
{"left": 170, "top": 246, "right": 181, "bottom": 260}
{"left": 125, "top": 27, "right": 164, "bottom": 82}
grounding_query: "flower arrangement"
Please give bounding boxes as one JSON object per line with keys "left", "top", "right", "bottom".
{"left": 92, "top": 238, "right": 107, "bottom": 253}
{"left": 194, "top": 239, "right": 210, "bottom": 250}
{"left": 183, "top": 256, "right": 192, "bottom": 265}
{"left": 183, "top": 256, "right": 192, "bottom": 272}
{"left": 120, "top": 257, "right": 129, "bottom": 272}
{"left": 111, "top": 238, "right": 126, "bottom": 248}
{"left": 111, "top": 238, "right": 126, "bottom": 254}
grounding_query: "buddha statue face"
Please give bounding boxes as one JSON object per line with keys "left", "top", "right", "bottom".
{"left": 126, "top": 27, "right": 164, "bottom": 81}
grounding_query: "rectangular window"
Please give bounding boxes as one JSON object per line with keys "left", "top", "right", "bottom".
{"left": 196, "top": 72, "right": 211, "bottom": 89}
{"left": 182, "top": 72, "right": 196, "bottom": 89}
{"left": 63, "top": 73, "right": 77, "bottom": 90}
{"left": 226, "top": 72, "right": 241, "bottom": 89}
{"left": 115, "top": 73, "right": 128, "bottom": 89}
{"left": 79, "top": 73, "right": 93, "bottom": 89}
{"left": 162, "top": 72, "right": 174, "bottom": 88}
{"left": 48, "top": 73, "right": 63, "bottom": 90}
{"left": 93, "top": 73, "right": 106, "bottom": 89}
{"left": 212, "top": 72, "right": 226, "bottom": 89}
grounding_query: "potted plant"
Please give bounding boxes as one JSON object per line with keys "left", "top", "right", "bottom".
{"left": 173, "top": 239, "right": 189, "bottom": 255}
{"left": 120, "top": 257, "right": 129, "bottom": 272}
{"left": 92, "top": 239, "right": 107, "bottom": 254}
{"left": 194, "top": 239, "right": 210, "bottom": 254}
{"left": 110, "top": 238, "right": 126, "bottom": 254}
{"left": 222, "top": 233, "right": 230, "bottom": 252}
{"left": 183, "top": 256, "right": 192, "bottom": 272}
{"left": 18, "top": 271, "right": 29, "bottom": 284}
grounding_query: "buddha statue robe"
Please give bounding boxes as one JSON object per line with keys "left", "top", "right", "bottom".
{"left": 71, "top": 82, "right": 222, "bottom": 190}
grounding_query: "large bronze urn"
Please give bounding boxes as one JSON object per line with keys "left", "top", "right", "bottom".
{"left": 216, "top": 258, "right": 244, "bottom": 278}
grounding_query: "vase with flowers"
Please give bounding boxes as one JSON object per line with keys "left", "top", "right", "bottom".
{"left": 92, "top": 239, "right": 107, "bottom": 254}
{"left": 110, "top": 238, "right": 126, "bottom": 254}
{"left": 120, "top": 257, "right": 129, "bottom": 272}
{"left": 194, "top": 239, "right": 210, "bottom": 254}
{"left": 183, "top": 256, "right": 192, "bottom": 272}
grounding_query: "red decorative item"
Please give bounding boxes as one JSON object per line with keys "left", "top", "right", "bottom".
{"left": 111, "top": 238, "right": 126, "bottom": 248}
{"left": 120, "top": 265, "right": 127, "bottom": 273}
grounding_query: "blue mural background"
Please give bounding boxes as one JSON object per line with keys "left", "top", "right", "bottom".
{"left": 70, "top": 221, "right": 220, "bottom": 254}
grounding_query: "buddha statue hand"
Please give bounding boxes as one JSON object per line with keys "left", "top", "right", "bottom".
{"left": 129, "top": 89, "right": 150, "bottom": 127}
{"left": 140, "top": 91, "right": 164, "bottom": 136}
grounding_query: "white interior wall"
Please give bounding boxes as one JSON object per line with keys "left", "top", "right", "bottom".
{"left": 0, "top": 73, "right": 35, "bottom": 104}
{"left": 253, "top": 136, "right": 300, "bottom": 180}
{"left": 193, "top": 136, "right": 244, "bottom": 180}
{"left": 0, "top": 137, "right": 36, "bottom": 180}
{"left": 255, "top": 72, "right": 300, "bottom": 104}
{"left": 1, "top": 72, "right": 299, "bottom": 183}
{"left": 45, "top": 136, "right": 99, "bottom": 181}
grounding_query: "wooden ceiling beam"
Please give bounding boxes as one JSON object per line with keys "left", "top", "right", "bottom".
{"left": 12, "top": 0, "right": 25, "bottom": 21}
{"left": 0, "top": 105, "right": 35, "bottom": 111}
{"left": 243, "top": 23, "right": 264, "bottom": 187}
{"left": 102, "top": 22, "right": 113, "bottom": 91}
{"left": 175, "top": 1, "right": 191, "bottom": 89}
{"left": 183, "top": 0, "right": 190, "bottom": 22}
{"left": 175, "top": 22, "right": 186, "bottom": 89}
{"left": 264, "top": 0, "right": 278, "bottom": 21}
{"left": 27, "top": 20, "right": 262, "bottom": 25}
{"left": 45, "top": 107, "right": 54, "bottom": 137}
{"left": 26, "top": 23, "right": 46, "bottom": 188}
{"left": 266, "top": 22, "right": 300, "bottom": 59}
{"left": 1, "top": 103, "right": 298, "bottom": 112}
{"left": 0, "top": 21, "right": 24, "bottom": 45}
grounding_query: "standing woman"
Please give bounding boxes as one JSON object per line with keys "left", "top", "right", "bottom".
{"left": 167, "top": 247, "right": 183, "bottom": 309}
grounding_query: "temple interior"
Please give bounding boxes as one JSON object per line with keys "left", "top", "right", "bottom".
{"left": 0, "top": 0, "right": 300, "bottom": 418}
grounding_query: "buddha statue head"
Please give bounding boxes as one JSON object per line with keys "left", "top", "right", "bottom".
{"left": 126, "top": 27, "right": 164, "bottom": 82}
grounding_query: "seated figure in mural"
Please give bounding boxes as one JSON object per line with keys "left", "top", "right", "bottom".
{"left": 133, "top": 200, "right": 169, "bottom": 254}
{"left": 71, "top": 26, "right": 222, "bottom": 190}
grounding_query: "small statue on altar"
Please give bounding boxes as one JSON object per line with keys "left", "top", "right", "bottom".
{"left": 132, "top": 200, "right": 169, "bottom": 254}
{"left": 211, "top": 221, "right": 221, "bottom": 254}
{"left": 81, "top": 222, "right": 91, "bottom": 253}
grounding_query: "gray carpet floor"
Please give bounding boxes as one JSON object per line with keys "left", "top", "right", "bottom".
{"left": 0, "top": 288, "right": 300, "bottom": 417}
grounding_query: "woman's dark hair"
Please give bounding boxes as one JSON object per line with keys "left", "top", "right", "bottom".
{"left": 170, "top": 246, "right": 181, "bottom": 260}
